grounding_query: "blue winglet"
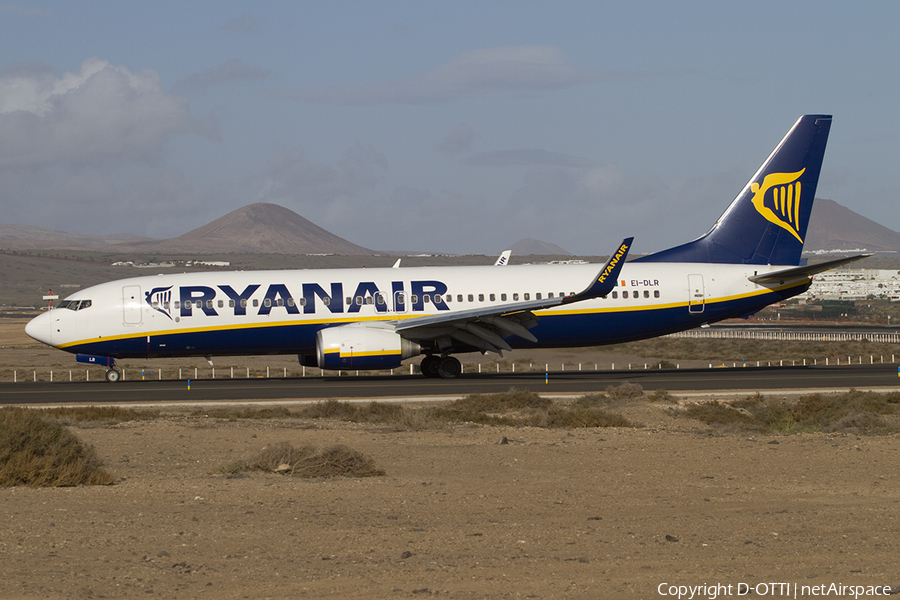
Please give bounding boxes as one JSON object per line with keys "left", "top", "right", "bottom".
{"left": 562, "top": 237, "right": 633, "bottom": 305}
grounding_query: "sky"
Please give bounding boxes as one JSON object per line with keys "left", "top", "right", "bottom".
{"left": 1, "top": 1, "right": 898, "bottom": 256}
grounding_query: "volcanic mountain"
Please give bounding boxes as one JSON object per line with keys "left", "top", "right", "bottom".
{"left": 116, "top": 203, "right": 374, "bottom": 255}
{"left": 804, "top": 198, "right": 900, "bottom": 252}
{"left": 505, "top": 238, "right": 572, "bottom": 256}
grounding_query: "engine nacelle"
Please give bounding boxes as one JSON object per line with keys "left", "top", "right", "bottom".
{"left": 317, "top": 324, "right": 421, "bottom": 370}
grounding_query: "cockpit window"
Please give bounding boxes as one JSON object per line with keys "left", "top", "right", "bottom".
{"left": 56, "top": 299, "right": 91, "bottom": 311}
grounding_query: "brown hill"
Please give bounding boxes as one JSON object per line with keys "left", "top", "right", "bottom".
{"left": 0, "top": 225, "right": 149, "bottom": 251}
{"left": 113, "top": 203, "right": 374, "bottom": 255}
{"left": 805, "top": 198, "right": 900, "bottom": 252}
{"left": 506, "top": 238, "right": 572, "bottom": 256}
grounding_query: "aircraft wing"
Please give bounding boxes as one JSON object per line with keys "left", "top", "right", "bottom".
{"left": 748, "top": 254, "right": 871, "bottom": 284}
{"left": 392, "top": 238, "right": 632, "bottom": 354}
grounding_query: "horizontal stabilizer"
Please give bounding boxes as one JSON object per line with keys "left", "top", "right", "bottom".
{"left": 748, "top": 254, "right": 871, "bottom": 284}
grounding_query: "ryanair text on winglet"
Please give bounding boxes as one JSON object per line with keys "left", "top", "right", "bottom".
{"left": 597, "top": 242, "right": 630, "bottom": 284}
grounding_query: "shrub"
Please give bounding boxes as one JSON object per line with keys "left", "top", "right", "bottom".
{"left": 606, "top": 382, "right": 644, "bottom": 401}
{"left": 0, "top": 408, "right": 114, "bottom": 487}
{"left": 222, "top": 442, "right": 384, "bottom": 478}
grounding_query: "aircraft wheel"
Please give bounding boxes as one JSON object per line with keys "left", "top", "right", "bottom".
{"left": 420, "top": 355, "right": 441, "bottom": 378}
{"left": 105, "top": 369, "right": 121, "bottom": 383}
{"left": 437, "top": 356, "right": 462, "bottom": 379}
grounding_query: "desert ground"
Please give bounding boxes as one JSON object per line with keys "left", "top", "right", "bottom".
{"left": 3, "top": 316, "right": 900, "bottom": 599}
{"left": 2, "top": 397, "right": 900, "bottom": 600}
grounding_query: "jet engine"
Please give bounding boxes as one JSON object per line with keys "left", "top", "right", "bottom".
{"left": 316, "top": 324, "right": 421, "bottom": 370}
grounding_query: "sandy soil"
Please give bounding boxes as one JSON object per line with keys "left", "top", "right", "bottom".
{"left": 2, "top": 400, "right": 900, "bottom": 600}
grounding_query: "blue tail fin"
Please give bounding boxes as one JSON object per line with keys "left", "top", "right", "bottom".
{"left": 636, "top": 115, "right": 832, "bottom": 266}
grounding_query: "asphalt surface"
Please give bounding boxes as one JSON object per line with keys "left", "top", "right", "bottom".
{"left": 2, "top": 364, "right": 899, "bottom": 405}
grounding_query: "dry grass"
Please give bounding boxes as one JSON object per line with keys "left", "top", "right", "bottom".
{"left": 220, "top": 442, "right": 385, "bottom": 478}
{"left": 0, "top": 408, "right": 115, "bottom": 487}
{"left": 42, "top": 405, "right": 156, "bottom": 426}
{"left": 196, "top": 389, "right": 639, "bottom": 430}
{"left": 678, "top": 390, "right": 900, "bottom": 435}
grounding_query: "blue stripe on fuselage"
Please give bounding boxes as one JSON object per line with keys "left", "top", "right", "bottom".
{"left": 60, "top": 282, "right": 807, "bottom": 359}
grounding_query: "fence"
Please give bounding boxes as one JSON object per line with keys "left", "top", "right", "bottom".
{"left": 669, "top": 329, "right": 900, "bottom": 343}
{"left": 3, "top": 354, "right": 898, "bottom": 383}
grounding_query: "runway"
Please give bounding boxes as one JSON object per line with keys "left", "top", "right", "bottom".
{"left": 2, "top": 364, "right": 899, "bottom": 405}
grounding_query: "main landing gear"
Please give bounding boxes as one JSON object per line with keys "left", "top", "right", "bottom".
{"left": 420, "top": 355, "right": 462, "bottom": 379}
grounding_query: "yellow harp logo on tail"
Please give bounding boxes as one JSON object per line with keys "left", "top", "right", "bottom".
{"left": 750, "top": 169, "right": 806, "bottom": 242}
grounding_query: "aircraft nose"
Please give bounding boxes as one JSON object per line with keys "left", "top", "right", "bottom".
{"left": 25, "top": 311, "right": 53, "bottom": 346}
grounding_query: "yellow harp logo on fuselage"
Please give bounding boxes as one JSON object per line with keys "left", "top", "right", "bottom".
{"left": 750, "top": 169, "right": 806, "bottom": 242}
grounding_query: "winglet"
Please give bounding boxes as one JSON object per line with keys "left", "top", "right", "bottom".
{"left": 562, "top": 237, "right": 633, "bottom": 305}
{"left": 494, "top": 250, "right": 512, "bottom": 266}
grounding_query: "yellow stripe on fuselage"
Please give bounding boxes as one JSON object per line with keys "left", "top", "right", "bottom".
{"left": 56, "top": 280, "right": 806, "bottom": 350}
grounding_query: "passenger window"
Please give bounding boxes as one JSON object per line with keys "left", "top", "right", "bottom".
{"left": 355, "top": 296, "right": 363, "bottom": 306}
{"left": 253, "top": 299, "right": 259, "bottom": 307}
{"left": 623, "top": 291, "right": 629, "bottom": 299}
{"left": 457, "top": 295, "right": 463, "bottom": 302}
{"left": 478, "top": 294, "right": 484, "bottom": 302}
{"left": 524, "top": 293, "right": 530, "bottom": 301}
{"left": 612, "top": 291, "right": 618, "bottom": 299}
{"left": 218, "top": 300, "right": 224, "bottom": 308}
{"left": 288, "top": 298, "right": 295, "bottom": 307}
{"left": 501, "top": 293, "right": 507, "bottom": 301}
{"left": 346, "top": 297, "right": 352, "bottom": 305}
{"left": 152, "top": 301, "right": 159, "bottom": 309}
{"left": 643, "top": 290, "right": 649, "bottom": 299}
{"left": 536, "top": 293, "right": 542, "bottom": 300}
{"left": 467, "top": 294, "right": 474, "bottom": 302}
{"left": 264, "top": 298, "right": 272, "bottom": 308}
{"left": 548, "top": 293, "right": 554, "bottom": 299}
{"left": 366, "top": 296, "right": 374, "bottom": 305}
{"left": 277, "top": 298, "right": 284, "bottom": 307}
{"left": 654, "top": 290, "right": 660, "bottom": 298}
{"left": 434, "top": 294, "right": 442, "bottom": 304}
{"left": 300, "top": 297, "right": 307, "bottom": 306}
{"left": 322, "top": 297, "right": 330, "bottom": 306}
{"left": 229, "top": 300, "right": 235, "bottom": 308}
{"left": 376, "top": 295, "right": 385, "bottom": 305}
{"left": 240, "top": 299, "right": 247, "bottom": 308}
{"left": 163, "top": 302, "right": 170, "bottom": 310}
{"left": 490, "top": 293, "right": 495, "bottom": 302}
{"left": 410, "top": 295, "right": 418, "bottom": 304}
{"left": 424, "top": 294, "right": 431, "bottom": 303}
{"left": 445, "top": 294, "right": 452, "bottom": 302}
{"left": 195, "top": 300, "right": 203, "bottom": 309}
{"left": 513, "top": 293, "right": 519, "bottom": 301}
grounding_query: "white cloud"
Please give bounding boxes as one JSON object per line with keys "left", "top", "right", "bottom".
{"left": 254, "top": 143, "right": 388, "bottom": 229}
{"left": 468, "top": 149, "right": 597, "bottom": 168}
{"left": 274, "top": 46, "right": 599, "bottom": 105}
{"left": 223, "top": 14, "right": 262, "bottom": 34}
{"left": 173, "top": 59, "right": 269, "bottom": 94}
{"left": 0, "top": 58, "right": 212, "bottom": 169}
{"left": 436, "top": 123, "right": 478, "bottom": 154}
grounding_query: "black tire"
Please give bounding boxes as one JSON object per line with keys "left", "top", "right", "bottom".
{"left": 420, "top": 355, "right": 441, "bottom": 378}
{"left": 105, "top": 369, "right": 121, "bottom": 383}
{"left": 436, "top": 356, "right": 462, "bottom": 379}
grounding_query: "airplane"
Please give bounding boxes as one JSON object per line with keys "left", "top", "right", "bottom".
{"left": 25, "top": 114, "right": 867, "bottom": 381}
